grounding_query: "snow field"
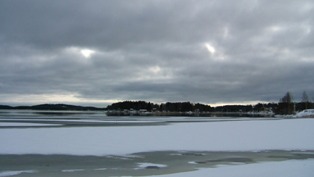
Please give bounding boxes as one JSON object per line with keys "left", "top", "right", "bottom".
{"left": 0, "top": 119, "right": 313, "bottom": 156}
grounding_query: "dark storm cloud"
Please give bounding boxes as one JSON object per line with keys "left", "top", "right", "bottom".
{"left": 1, "top": 0, "right": 314, "bottom": 105}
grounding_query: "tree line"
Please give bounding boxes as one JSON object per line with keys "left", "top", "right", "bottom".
{"left": 0, "top": 91, "right": 312, "bottom": 115}
{"left": 106, "top": 101, "right": 276, "bottom": 113}
{"left": 106, "top": 91, "right": 313, "bottom": 115}
{"left": 276, "top": 91, "right": 313, "bottom": 114}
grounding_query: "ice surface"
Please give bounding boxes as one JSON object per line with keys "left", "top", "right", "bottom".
{"left": 151, "top": 159, "right": 314, "bottom": 177}
{"left": 0, "top": 119, "right": 313, "bottom": 156}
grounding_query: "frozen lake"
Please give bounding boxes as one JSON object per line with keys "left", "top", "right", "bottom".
{"left": 0, "top": 110, "right": 314, "bottom": 176}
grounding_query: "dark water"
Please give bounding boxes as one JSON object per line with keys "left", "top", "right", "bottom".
{"left": 1, "top": 150, "right": 314, "bottom": 177}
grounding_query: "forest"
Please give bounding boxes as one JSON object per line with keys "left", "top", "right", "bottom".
{"left": 106, "top": 92, "right": 313, "bottom": 115}
{"left": 0, "top": 92, "right": 312, "bottom": 115}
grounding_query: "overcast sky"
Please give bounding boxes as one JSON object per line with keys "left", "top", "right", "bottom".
{"left": 1, "top": 0, "right": 314, "bottom": 106}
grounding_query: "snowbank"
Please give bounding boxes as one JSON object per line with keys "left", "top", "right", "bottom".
{"left": 296, "top": 109, "right": 314, "bottom": 117}
{"left": 0, "top": 119, "right": 313, "bottom": 155}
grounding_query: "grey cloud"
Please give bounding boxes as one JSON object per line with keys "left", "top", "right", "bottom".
{"left": 1, "top": 0, "right": 314, "bottom": 105}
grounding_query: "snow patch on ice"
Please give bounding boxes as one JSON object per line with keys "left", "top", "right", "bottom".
{"left": 61, "top": 169, "right": 85, "bottom": 173}
{"left": 0, "top": 170, "right": 36, "bottom": 177}
{"left": 136, "top": 162, "right": 168, "bottom": 169}
{"left": 94, "top": 168, "right": 107, "bottom": 171}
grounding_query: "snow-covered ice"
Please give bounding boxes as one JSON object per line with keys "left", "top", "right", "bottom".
{"left": 151, "top": 159, "right": 314, "bottom": 177}
{"left": 0, "top": 119, "right": 313, "bottom": 155}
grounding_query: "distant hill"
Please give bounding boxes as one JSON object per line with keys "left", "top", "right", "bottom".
{"left": 0, "top": 104, "right": 105, "bottom": 111}
{"left": 0, "top": 105, "right": 14, "bottom": 109}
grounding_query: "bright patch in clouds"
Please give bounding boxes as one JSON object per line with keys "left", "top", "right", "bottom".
{"left": 149, "top": 66, "right": 161, "bottom": 74}
{"left": 203, "top": 42, "right": 227, "bottom": 61}
{"left": 135, "top": 65, "right": 172, "bottom": 81}
{"left": 204, "top": 43, "right": 216, "bottom": 55}
{"left": 65, "top": 47, "right": 96, "bottom": 58}
{"left": 80, "top": 49, "right": 95, "bottom": 58}
{"left": 267, "top": 26, "right": 283, "bottom": 33}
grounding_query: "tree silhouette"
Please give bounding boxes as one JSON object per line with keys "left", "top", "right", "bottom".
{"left": 300, "top": 91, "right": 310, "bottom": 110}
{"left": 277, "top": 92, "right": 294, "bottom": 114}
{"left": 280, "top": 92, "right": 293, "bottom": 103}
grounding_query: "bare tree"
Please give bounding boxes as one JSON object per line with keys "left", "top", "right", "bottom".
{"left": 301, "top": 91, "right": 310, "bottom": 103}
{"left": 280, "top": 92, "right": 293, "bottom": 103}
{"left": 301, "top": 91, "right": 311, "bottom": 110}
{"left": 278, "top": 92, "right": 294, "bottom": 114}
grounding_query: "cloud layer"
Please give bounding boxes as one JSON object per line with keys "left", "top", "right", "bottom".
{"left": 1, "top": 0, "right": 314, "bottom": 105}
